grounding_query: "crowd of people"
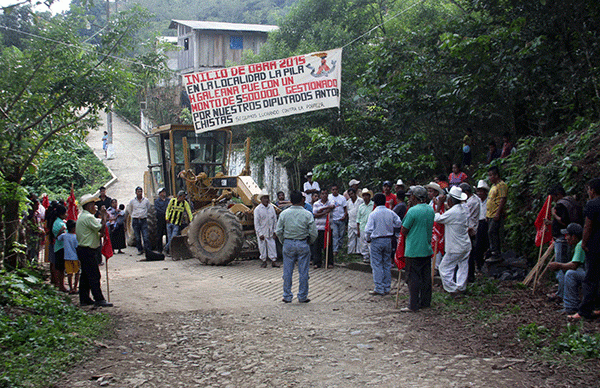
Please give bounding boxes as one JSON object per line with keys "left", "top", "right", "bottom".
{"left": 271, "top": 167, "right": 599, "bottom": 318}
{"left": 22, "top": 166, "right": 600, "bottom": 317}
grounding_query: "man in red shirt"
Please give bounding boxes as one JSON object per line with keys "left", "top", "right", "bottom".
{"left": 383, "top": 181, "right": 398, "bottom": 209}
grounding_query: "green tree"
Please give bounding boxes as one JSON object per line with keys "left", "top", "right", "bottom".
{"left": 0, "top": 7, "right": 163, "bottom": 268}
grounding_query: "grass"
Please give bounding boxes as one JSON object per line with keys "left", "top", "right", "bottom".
{"left": 0, "top": 267, "right": 111, "bottom": 388}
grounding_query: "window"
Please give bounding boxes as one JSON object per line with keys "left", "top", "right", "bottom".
{"left": 230, "top": 36, "right": 243, "bottom": 50}
{"left": 183, "top": 38, "right": 189, "bottom": 51}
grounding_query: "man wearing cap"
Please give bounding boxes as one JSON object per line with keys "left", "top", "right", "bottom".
{"left": 76, "top": 194, "right": 112, "bottom": 307}
{"left": 346, "top": 188, "right": 364, "bottom": 255}
{"left": 344, "top": 179, "right": 361, "bottom": 200}
{"left": 486, "top": 166, "right": 508, "bottom": 262}
{"left": 473, "top": 180, "right": 490, "bottom": 272}
{"left": 328, "top": 184, "right": 348, "bottom": 257}
{"left": 254, "top": 191, "right": 279, "bottom": 268}
{"left": 164, "top": 191, "right": 193, "bottom": 256}
{"left": 460, "top": 183, "right": 481, "bottom": 282}
{"left": 128, "top": 187, "right": 152, "bottom": 255}
{"left": 434, "top": 186, "right": 472, "bottom": 293}
{"left": 276, "top": 191, "right": 318, "bottom": 303}
{"left": 357, "top": 189, "right": 374, "bottom": 263}
{"left": 382, "top": 181, "right": 398, "bottom": 210}
{"left": 303, "top": 172, "right": 320, "bottom": 205}
{"left": 400, "top": 186, "right": 435, "bottom": 311}
{"left": 154, "top": 188, "right": 169, "bottom": 252}
{"left": 547, "top": 223, "right": 585, "bottom": 313}
{"left": 365, "top": 193, "right": 402, "bottom": 296}
{"left": 395, "top": 179, "right": 405, "bottom": 194}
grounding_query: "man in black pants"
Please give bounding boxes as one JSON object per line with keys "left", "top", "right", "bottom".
{"left": 76, "top": 194, "right": 113, "bottom": 308}
{"left": 400, "top": 186, "right": 435, "bottom": 312}
{"left": 569, "top": 178, "right": 600, "bottom": 320}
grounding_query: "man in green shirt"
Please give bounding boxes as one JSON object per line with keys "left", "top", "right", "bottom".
{"left": 76, "top": 194, "right": 112, "bottom": 308}
{"left": 400, "top": 186, "right": 435, "bottom": 312}
{"left": 547, "top": 223, "right": 585, "bottom": 314}
{"left": 276, "top": 191, "right": 318, "bottom": 303}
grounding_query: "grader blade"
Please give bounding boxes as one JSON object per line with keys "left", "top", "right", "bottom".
{"left": 170, "top": 235, "right": 194, "bottom": 261}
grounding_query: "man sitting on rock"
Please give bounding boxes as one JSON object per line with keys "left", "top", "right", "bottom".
{"left": 547, "top": 223, "right": 585, "bottom": 314}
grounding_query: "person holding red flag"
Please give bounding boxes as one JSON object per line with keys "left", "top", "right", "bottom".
{"left": 67, "top": 184, "right": 78, "bottom": 221}
{"left": 312, "top": 189, "right": 334, "bottom": 269}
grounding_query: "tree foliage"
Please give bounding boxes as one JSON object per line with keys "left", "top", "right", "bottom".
{"left": 0, "top": 5, "right": 166, "bottom": 266}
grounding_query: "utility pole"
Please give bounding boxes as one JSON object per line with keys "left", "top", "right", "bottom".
{"left": 105, "top": 0, "right": 115, "bottom": 159}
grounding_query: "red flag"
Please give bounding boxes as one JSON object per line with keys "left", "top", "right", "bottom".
{"left": 431, "top": 201, "right": 445, "bottom": 255}
{"left": 535, "top": 195, "right": 553, "bottom": 247}
{"left": 101, "top": 227, "right": 113, "bottom": 260}
{"left": 324, "top": 213, "right": 331, "bottom": 250}
{"left": 394, "top": 233, "right": 406, "bottom": 270}
{"left": 67, "top": 186, "right": 78, "bottom": 221}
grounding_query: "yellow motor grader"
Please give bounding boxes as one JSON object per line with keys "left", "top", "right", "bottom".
{"left": 141, "top": 124, "right": 262, "bottom": 265}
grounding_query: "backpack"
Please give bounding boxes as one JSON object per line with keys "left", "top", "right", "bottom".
{"left": 557, "top": 196, "right": 583, "bottom": 226}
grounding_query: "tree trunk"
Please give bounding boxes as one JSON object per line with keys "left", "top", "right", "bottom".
{"left": 3, "top": 196, "right": 23, "bottom": 270}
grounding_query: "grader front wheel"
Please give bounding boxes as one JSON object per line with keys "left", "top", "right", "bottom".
{"left": 187, "top": 206, "right": 243, "bottom": 265}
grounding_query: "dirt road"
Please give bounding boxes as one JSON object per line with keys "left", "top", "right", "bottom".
{"left": 58, "top": 249, "right": 550, "bottom": 388}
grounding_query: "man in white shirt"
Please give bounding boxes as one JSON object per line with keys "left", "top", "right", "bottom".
{"left": 254, "top": 192, "right": 280, "bottom": 268}
{"left": 346, "top": 188, "right": 364, "bottom": 255}
{"left": 434, "top": 186, "right": 472, "bottom": 293}
{"left": 328, "top": 184, "right": 348, "bottom": 257}
{"left": 303, "top": 172, "right": 320, "bottom": 204}
{"left": 460, "top": 183, "right": 481, "bottom": 282}
{"left": 127, "top": 187, "right": 151, "bottom": 255}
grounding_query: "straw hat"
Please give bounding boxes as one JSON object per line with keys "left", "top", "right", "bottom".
{"left": 424, "top": 182, "right": 444, "bottom": 195}
{"left": 259, "top": 190, "right": 270, "bottom": 199}
{"left": 79, "top": 194, "right": 99, "bottom": 207}
{"left": 349, "top": 179, "right": 360, "bottom": 186}
{"left": 448, "top": 186, "right": 468, "bottom": 201}
{"left": 361, "top": 188, "right": 374, "bottom": 197}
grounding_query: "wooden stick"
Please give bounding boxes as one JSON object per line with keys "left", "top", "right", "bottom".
{"left": 431, "top": 239, "right": 439, "bottom": 286}
{"left": 105, "top": 259, "right": 110, "bottom": 302}
{"left": 395, "top": 275, "right": 403, "bottom": 309}
{"left": 325, "top": 231, "right": 329, "bottom": 270}
{"left": 523, "top": 241, "right": 554, "bottom": 285}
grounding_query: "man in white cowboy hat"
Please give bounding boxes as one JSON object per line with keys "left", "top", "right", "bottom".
{"left": 346, "top": 187, "right": 364, "bottom": 255}
{"left": 356, "top": 189, "right": 374, "bottom": 263}
{"left": 127, "top": 187, "right": 151, "bottom": 255}
{"left": 433, "top": 186, "right": 472, "bottom": 293}
{"left": 254, "top": 190, "right": 280, "bottom": 268}
{"left": 395, "top": 179, "right": 405, "bottom": 193}
{"left": 473, "top": 180, "right": 490, "bottom": 272}
{"left": 76, "top": 194, "right": 112, "bottom": 307}
{"left": 303, "top": 172, "right": 320, "bottom": 205}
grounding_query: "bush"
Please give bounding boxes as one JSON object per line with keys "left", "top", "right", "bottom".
{"left": 0, "top": 267, "right": 110, "bottom": 388}
{"left": 21, "top": 138, "right": 111, "bottom": 199}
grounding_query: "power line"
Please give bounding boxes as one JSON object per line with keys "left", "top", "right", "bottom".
{"left": 0, "top": 24, "right": 166, "bottom": 71}
{"left": 342, "top": 0, "right": 427, "bottom": 49}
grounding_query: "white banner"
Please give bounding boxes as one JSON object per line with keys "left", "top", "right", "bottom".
{"left": 184, "top": 48, "right": 342, "bottom": 132}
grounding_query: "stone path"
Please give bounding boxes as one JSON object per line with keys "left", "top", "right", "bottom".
{"left": 86, "top": 112, "right": 148, "bottom": 203}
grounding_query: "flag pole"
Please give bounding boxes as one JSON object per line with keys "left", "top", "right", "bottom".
{"left": 325, "top": 214, "right": 330, "bottom": 270}
{"left": 105, "top": 259, "right": 110, "bottom": 302}
{"left": 533, "top": 196, "right": 552, "bottom": 292}
{"left": 431, "top": 239, "right": 439, "bottom": 287}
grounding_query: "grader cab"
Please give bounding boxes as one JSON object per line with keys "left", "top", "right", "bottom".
{"left": 143, "top": 124, "right": 261, "bottom": 265}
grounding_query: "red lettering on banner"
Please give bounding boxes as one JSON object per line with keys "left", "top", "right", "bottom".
{"left": 261, "top": 79, "right": 279, "bottom": 89}
{"left": 248, "top": 61, "right": 277, "bottom": 73}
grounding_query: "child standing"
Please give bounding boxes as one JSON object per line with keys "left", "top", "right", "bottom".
{"left": 58, "top": 220, "right": 80, "bottom": 294}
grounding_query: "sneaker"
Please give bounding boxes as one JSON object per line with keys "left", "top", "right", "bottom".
{"left": 94, "top": 300, "right": 113, "bottom": 307}
{"left": 298, "top": 298, "right": 311, "bottom": 303}
{"left": 271, "top": 261, "right": 281, "bottom": 268}
{"left": 281, "top": 298, "right": 292, "bottom": 303}
{"left": 261, "top": 261, "right": 268, "bottom": 268}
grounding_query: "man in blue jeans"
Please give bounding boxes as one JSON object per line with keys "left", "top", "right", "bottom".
{"left": 276, "top": 191, "right": 318, "bottom": 303}
{"left": 128, "top": 187, "right": 151, "bottom": 255}
{"left": 328, "top": 184, "right": 348, "bottom": 258}
{"left": 163, "top": 191, "right": 193, "bottom": 256}
{"left": 365, "top": 193, "right": 402, "bottom": 296}
{"left": 547, "top": 223, "right": 585, "bottom": 314}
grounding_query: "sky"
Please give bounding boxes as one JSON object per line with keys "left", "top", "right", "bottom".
{"left": 0, "top": 0, "right": 72, "bottom": 14}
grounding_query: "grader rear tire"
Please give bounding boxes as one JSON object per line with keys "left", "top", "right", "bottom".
{"left": 187, "top": 206, "right": 243, "bottom": 265}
